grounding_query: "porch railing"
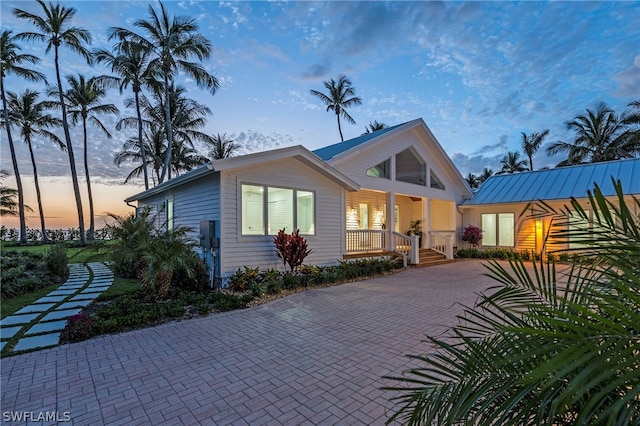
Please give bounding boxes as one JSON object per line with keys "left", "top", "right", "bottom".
{"left": 345, "top": 230, "right": 418, "bottom": 266}
{"left": 429, "top": 231, "right": 455, "bottom": 259}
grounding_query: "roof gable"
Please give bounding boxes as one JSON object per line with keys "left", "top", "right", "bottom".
{"left": 462, "top": 158, "right": 640, "bottom": 206}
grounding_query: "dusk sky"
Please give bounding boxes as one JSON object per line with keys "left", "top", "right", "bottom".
{"left": 1, "top": 1, "right": 639, "bottom": 229}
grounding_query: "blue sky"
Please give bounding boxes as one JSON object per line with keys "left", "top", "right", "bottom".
{"left": 1, "top": 1, "right": 639, "bottom": 226}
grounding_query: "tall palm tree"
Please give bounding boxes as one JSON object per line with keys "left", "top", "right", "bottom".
{"left": 310, "top": 75, "right": 362, "bottom": 141}
{"left": 546, "top": 102, "right": 639, "bottom": 167}
{"left": 0, "top": 170, "right": 33, "bottom": 217}
{"left": 5, "top": 90, "right": 63, "bottom": 242}
{"left": 465, "top": 173, "right": 479, "bottom": 189}
{"left": 14, "top": 0, "right": 93, "bottom": 245}
{"left": 479, "top": 167, "right": 493, "bottom": 184}
{"left": 95, "top": 41, "right": 153, "bottom": 190}
{"left": 498, "top": 151, "right": 527, "bottom": 174}
{"left": 521, "top": 129, "right": 549, "bottom": 171}
{"left": 1, "top": 30, "right": 45, "bottom": 242}
{"left": 109, "top": 1, "right": 219, "bottom": 184}
{"left": 60, "top": 74, "right": 119, "bottom": 240}
{"left": 114, "top": 129, "right": 164, "bottom": 186}
{"left": 206, "top": 133, "right": 240, "bottom": 160}
{"left": 362, "top": 120, "right": 388, "bottom": 135}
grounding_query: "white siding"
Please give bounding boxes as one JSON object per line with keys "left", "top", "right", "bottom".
{"left": 430, "top": 199, "right": 455, "bottom": 230}
{"left": 219, "top": 158, "right": 346, "bottom": 276}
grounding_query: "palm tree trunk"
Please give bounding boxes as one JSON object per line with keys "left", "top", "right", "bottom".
{"left": 336, "top": 113, "right": 344, "bottom": 142}
{"left": 135, "top": 90, "right": 149, "bottom": 190}
{"left": 159, "top": 73, "right": 173, "bottom": 184}
{"left": 54, "top": 45, "right": 86, "bottom": 245}
{"left": 1, "top": 79, "right": 27, "bottom": 243}
{"left": 82, "top": 117, "right": 94, "bottom": 240}
{"left": 528, "top": 155, "right": 534, "bottom": 172}
{"left": 26, "top": 137, "right": 50, "bottom": 242}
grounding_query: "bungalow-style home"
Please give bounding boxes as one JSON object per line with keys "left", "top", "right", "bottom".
{"left": 125, "top": 118, "right": 473, "bottom": 279}
{"left": 458, "top": 157, "right": 640, "bottom": 253}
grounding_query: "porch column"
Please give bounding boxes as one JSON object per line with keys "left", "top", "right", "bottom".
{"left": 386, "top": 192, "right": 395, "bottom": 251}
{"left": 424, "top": 198, "right": 431, "bottom": 249}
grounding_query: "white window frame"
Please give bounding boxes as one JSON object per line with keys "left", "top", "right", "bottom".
{"left": 481, "top": 212, "right": 515, "bottom": 247}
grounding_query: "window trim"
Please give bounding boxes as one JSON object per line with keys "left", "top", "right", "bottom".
{"left": 240, "top": 182, "right": 316, "bottom": 236}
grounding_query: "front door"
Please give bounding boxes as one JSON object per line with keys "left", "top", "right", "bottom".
{"left": 359, "top": 203, "right": 369, "bottom": 229}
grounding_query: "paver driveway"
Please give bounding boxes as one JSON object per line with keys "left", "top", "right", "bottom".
{"left": 1, "top": 260, "right": 499, "bottom": 425}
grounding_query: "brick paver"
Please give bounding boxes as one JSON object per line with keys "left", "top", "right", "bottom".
{"left": 1, "top": 260, "right": 502, "bottom": 425}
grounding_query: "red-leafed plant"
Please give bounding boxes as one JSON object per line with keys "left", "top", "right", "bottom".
{"left": 462, "top": 225, "right": 483, "bottom": 247}
{"left": 274, "top": 228, "right": 312, "bottom": 272}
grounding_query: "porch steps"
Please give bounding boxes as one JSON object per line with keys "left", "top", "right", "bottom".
{"left": 412, "top": 249, "right": 456, "bottom": 268}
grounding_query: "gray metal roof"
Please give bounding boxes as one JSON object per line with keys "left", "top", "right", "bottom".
{"left": 461, "top": 158, "right": 640, "bottom": 205}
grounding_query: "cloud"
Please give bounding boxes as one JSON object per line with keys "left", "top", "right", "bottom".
{"left": 300, "top": 63, "right": 332, "bottom": 81}
{"left": 232, "top": 130, "right": 298, "bottom": 155}
{"left": 613, "top": 55, "right": 640, "bottom": 98}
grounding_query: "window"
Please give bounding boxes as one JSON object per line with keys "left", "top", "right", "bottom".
{"left": 481, "top": 213, "right": 515, "bottom": 247}
{"left": 395, "top": 148, "right": 426, "bottom": 186}
{"left": 569, "top": 210, "right": 590, "bottom": 249}
{"left": 366, "top": 159, "right": 391, "bottom": 179}
{"left": 241, "top": 184, "right": 315, "bottom": 235}
{"left": 166, "top": 198, "right": 174, "bottom": 231}
{"left": 430, "top": 170, "right": 445, "bottom": 190}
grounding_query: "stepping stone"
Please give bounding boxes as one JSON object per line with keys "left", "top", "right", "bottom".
{"left": 13, "top": 332, "right": 60, "bottom": 352}
{"left": 70, "top": 294, "right": 99, "bottom": 301}
{"left": 40, "top": 309, "right": 81, "bottom": 322}
{"left": 15, "top": 303, "right": 56, "bottom": 314}
{"left": 89, "top": 280, "right": 112, "bottom": 286}
{"left": 57, "top": 300, "right": 92, "bottom": 310}
{"left": 47, "top": 289, "right": 77, "bottom": 296}
{"left": 80, "top": 288, "right": 104, "bottom": 294}
{"left": 25, "top": 320, "right": 68, "bottom": 335}
{"left": 87, "top": 284, "right": 111, "bottom": 291}
{"left": 58, "top": 284, "right": 85, "bottom": 290}
{"left": 34, "top": 295, "right": 67, "bottom": 304}
{"left": 62, "top": 280, "right": 88, "bottom": 285}
{"left": 0, "top": 314, "right": 40, "bottom": 326}
{"left": 0, "top": 326, "right": 23, "bottom": 340}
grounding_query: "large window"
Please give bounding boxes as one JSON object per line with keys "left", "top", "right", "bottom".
{"left": 366, "top": 159, "right": 391, "bottom": 179}
{"left": 482, "top": 213, "right": 515, "bottom": 247}
{"left": 395, "top": 148, "right": 426, "bottom": 186}
{"left": 241, "top": 184, "right": 315, "bottom": 235}
{"left": 568, "top": 210, "right": 590, "bottom": 249}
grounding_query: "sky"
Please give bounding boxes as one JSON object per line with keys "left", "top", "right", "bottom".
{"left": 1, "top": 0, "right": 639, "bottom": 230}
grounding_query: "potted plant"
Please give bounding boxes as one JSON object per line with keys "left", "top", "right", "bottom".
{"left": 407, "top": 219, "right": 423, "bottom": 247}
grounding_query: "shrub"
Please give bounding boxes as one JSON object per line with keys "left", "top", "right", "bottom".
{"left": 274, "top": 228, "right": 312, "bottom": 272}
{"left": 45, "top": 244, "right": 68, "bottom": 277}
{"left": 228, "top": 266, "right": 260, "bottom": 292}
{"left": 61, "top": 313, "right": 94, "bottom": 342}
{"left": 0, "top": 251, "right": 66, "bottom": 300}
{"left": 209, "top": 292, "right": 253, "bottom": 312}
{"left": 461, "top": 225, "right": 482, "bottom": 247}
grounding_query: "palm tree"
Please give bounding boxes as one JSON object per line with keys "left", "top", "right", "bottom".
{"left": 362, "top": 120, "right": 388, "bottom": 135}
{"left": 479, "top": 167, "right": 493, "bottom": 184}
{"left": 95, "top": 41, "right": 153, "bottom": 190}
{"left": 206, "top": 133, "right": 240, "bottom": 160}
{"left": 521, "top": 129, "right": 549, "bottom": 171}
{"left": 386, "top": 180, "right": 640, "bottom": 425}
{"left": 5, "top": 90, "right": 63, "bottom": 242}
{"left": 546, "top": 102, "right": 639, "bottom": 166}
{"left": 109, "top": 1, "right": 219, "bottom": 184}
{"left": 14, "top": 0, "right": 93, "bottom": 245}
{"left": 310, "top": 75, "right": 362, "bottom": 141}
{"left": 0, "top": 170, "right": 33, "bottom": 217}
{"left": 465, "top": 173, "right": 479, "bottom": 189}
{"left": 498, "top": 151, "right": 527, "bottom": 174}
{"left": 114, "top": 125, "right": 165, "bottom": 186}
{"left": 60, "top": 74, "right": 119, "bottom": 240}
{"left": 1, "top": 30, "right": 46, "bottom": 242}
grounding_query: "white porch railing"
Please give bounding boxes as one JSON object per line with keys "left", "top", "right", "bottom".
{"left": 345, "top": 230, "right": 419, "bottom": 266}
{"left": 429, "top": 231, "right": 455, "bottom": 259}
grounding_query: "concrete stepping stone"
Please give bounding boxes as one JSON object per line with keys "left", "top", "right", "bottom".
{"left": 0, "top": 326, "right": 23, "bottom": 340}
{"left": 25, "top": 320, "right": 68, "bottom": 336}
{"left": 47, "top": 289, "right": 77, "bottom": 296}
{"left": 0, "top": 314, "right": 40, "bottom": 326}
{"left": 57, "top": 300, "right": 92, "bottom": 310}
{"left": 57, "top": 284, "right": 85, "bottom": 290}
{"left": 80, "top": 288, "right": 104, "bottom": 294}
{"left": 34, "top": 295, "right": 67, "bottom": 304}
{"left": 15, "top": 303, "right": 56, "bottom": 314}
{"left": 13, "top": 332, "right": 60, "bottom": 352}
{"left": 70, "top": 293, "right": 99, "bottom": 301}
{"left": 40, "top": 309, "right": 81, "bottom": 322}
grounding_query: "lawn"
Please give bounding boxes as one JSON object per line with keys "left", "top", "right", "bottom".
{"left": 1, "top": 241, "right": 113, "bottom": 264}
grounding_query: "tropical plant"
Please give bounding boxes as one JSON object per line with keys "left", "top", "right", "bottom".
{"left": 498, "top": 151, "right": 527, "bottom": 174}
{"left": 479, "top": 167, "right": 493, "bottom": 183}
{"left": 0, "top": 30, "right": 46, "bottom": 242}
{"left": 385, "top": 180, "right": 640, "bottom": 425}
{"left": 310, "top": 75, "right": 362, "bottom": 141}
{"left": 461, "top": 224, "right": 482, "bottom": 247}
{"left": 95, "top": 40, "right": 153, "bottom": 189}
{"left": 274, "top": 228, "right": 312, "bottom": 272}
{"left": 14, "top": 0, "right": 93, "bottom": 245}
{"left": 206, "top": 133, "right": 240, "bottom": 160}
{"left": 465, "top": 173, "right": 479, "bottom": 189}
{"left": 546, "top": 102, "right": 640, "bottom": 166}
{"left": 363, "top": 120, "right": 388, "bottom": 135}
{"left": 56, "top": 74, "right": 119, "bottom": 240}
{"left": 5, "top": 90, "right": 63, "bottom": 242}
{"left": 114, "top": 125, "right": 165, "bottom": 186}
{"left": 521, "top": 129, "right": 549, "bottom": 171}
{"left": 109, "top": 1, "right": 219, "bottom": 184}
{"left": 0, "top": 171, "right": 33, "bottom": 217}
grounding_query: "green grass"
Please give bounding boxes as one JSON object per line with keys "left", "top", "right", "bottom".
{"left": 0, "top": 283, "right": 59, "bottom": 320}
{"left": 1, "top": 241, "right": 113, "bottom": 264}
{"left": 97, "top": 277, "right": 141, "bottom": 300}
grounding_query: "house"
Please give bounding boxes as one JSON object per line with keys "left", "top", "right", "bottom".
{"left": 459, "top": 157, "right": 640, "bottom": 253}
{"left": 124, "top": 118, "right": 473, "bottom": 278}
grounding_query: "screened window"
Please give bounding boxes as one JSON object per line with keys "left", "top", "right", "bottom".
{"left": 430, "top": 170, "right": 445, "bottom": 190}
{"left": 366, "top": 159, "right": 391, "bottom": 179}
{"left": 242, "top": 184, "right": 264, "bottom": 235}
{"left": 482, "top": 213, "right": 515, "bottom": 247}
{"left": 241, "top": 184, "right": 315, "bottom": 235}
{"left": 395, "top": 148, "right": 426, "bottom": 186}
